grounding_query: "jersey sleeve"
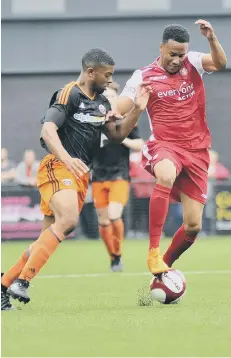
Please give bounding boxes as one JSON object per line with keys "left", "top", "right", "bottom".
{"left": 41, "top": 105, "right": 66, "bottom": 128}
{"left": 41, "top": 82, "right": 80, "bottom": 128}
{"left": 120, "top": 70, "right": 143, "bottom": 102}
{"left": 128, "top": 126, "right": 141, "bottom": 140}
{"left": 188, "top": 51, "right": 205, "bottom": 76}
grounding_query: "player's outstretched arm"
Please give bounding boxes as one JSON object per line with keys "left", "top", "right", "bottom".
{"left": 195, "top": 19, "right": 227, "bottom": 72}
{"left": 122, "top": 138, "right": 144, "bottom": 152}
{"left": 103, "top": 82, "right": 151, "bottom": 142}
{"left": 117, "top": 96, "right": 134, "bottom": 116}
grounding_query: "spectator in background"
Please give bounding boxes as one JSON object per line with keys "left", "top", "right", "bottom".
{"left": 1, "top": 148, "right": 16, "bottom": 184}
{"left": 208, "top": 149, "right": 230, "bottom": 180}
{"left": 203, "top": 150, "right": 230, "bottom": 234}
{"left": 16, "top": 150, "right": 39, "bottom": 186}
{"left": 129, "top": 151, "right": 154, "bottom": 235}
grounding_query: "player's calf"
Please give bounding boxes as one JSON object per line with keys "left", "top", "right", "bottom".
{"left": 163, "top": 223, "right": 201, "bottom": 268}
{"left": 184, "top": 222, "right": 202, "bottom": 241}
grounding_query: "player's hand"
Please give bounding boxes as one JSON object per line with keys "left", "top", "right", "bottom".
{"left": 63, "top": 157, "right": 89, "bottom": 178}
{"left": 134, "top": 82, "right": 152, "bottom": 111}
{"left": 195, "top": 19, "right": 216, "bottom": 40}
{"left": 105, "top": 111, "right": 124, "bottom": 122}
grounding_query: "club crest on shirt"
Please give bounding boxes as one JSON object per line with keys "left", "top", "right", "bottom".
{"left": 99, "top": 104, "right": 106, "bottom": 115}
{"left": 180, "top": 67, "right": 188, "bottom": 76}
{"left": 62, "top": 179, "right": 72, "bottom": 186}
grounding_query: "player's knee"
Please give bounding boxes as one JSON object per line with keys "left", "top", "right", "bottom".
{"left": 156, "top": 174, "right": 175, "bottom": 188}
{"left": 108, "top": 210, "right": 122, "bottom": 221}
{"left": 98, "top": 218, "right": 111, "bottom": 226}
{"left": 97, "top": 210, "right": 110, "bottom": 226}
{"left": 60, "top": 215, "right": 79, "bottom": 236}
{"left": 184, "top": 221, "right": 202, "bottom": 237}
{"left": 154, "top": 160, "right": 176, "bottom": 188}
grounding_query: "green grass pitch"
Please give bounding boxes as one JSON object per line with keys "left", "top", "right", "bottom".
{"left": 1, "top": 237, "right": 231, "bottom": 357}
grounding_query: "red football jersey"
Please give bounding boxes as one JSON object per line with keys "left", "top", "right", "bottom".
{"left": 120, "top": 51, "right": 211, "bottom": 150}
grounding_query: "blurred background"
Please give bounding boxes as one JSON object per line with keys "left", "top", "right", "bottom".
{"left": 1, "top": 0, "right": 231, "bottom": 241}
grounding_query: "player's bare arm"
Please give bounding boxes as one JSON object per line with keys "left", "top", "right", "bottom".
{"left": 121, "top": 137, "right": 144, "bottom": 151}
{"left": 41, "top": 122, "right": 69, "bottom": 163}
{"left": 103, "top": 82, "right": 151, "bottom": 142}
{"left": 41, "top": 117, "right": 89, "bottom": 178}
{"left": 195, "top": 19, "right": 227, "bottom": 72}
{"left": 117, "top": 96, "right": 134, "bottom": 116}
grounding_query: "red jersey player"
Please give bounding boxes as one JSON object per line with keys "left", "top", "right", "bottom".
{"left": 117, "top": 20, "right": 227, "bottom": 275}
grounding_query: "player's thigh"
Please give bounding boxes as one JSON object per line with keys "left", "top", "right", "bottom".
{"left": 40, "top": 215, "right": 55, "bottom": 233}
{"left": 96, "top": 206, "right": 110, "bottom": 226}
{"left": 153, "top": 159, "right": 177, "bottom": 188}
{"left": 181, "top": 192, "right": 204, "bottom": 233}
{"left": 49, "top": 189, "right": 79, "bottom": 233}
{"left": 38, "top": 154, "right": 79, "bottom": 218}
{"left": 143, "top": 145, "right": 181, "bottom": 187}
{"left": 92, "top": 182, "right": 109, "bottom": 210}
{"left": 38, "top": 154, "right": 88, "bottom": 233}
{"left": 50, "top": 189, "right": 79, "bottom": 220}
{"left": 108, "top": 202, "right": 124, "bottom": 220}
{"left": 108, "top": 180, "right": 129, "bottom": 220}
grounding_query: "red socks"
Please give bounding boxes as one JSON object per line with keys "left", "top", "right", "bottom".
{"left": 149, "top": 184, "right": 171, "bottom": 249}
{"left": 163, "top": 225, "right": 197, "bottom": 267}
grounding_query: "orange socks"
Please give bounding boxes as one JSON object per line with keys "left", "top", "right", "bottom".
{"left": 99, "top": 219, "right": 124, "bottom": 258}
{"left": 1, "top": 224, "right": 63, "bottom": 287}
{"left": 1, "top": 225, "right": 64, "bottom": 287}
{"left": 1, "top": 250, "right": 30, "bottom": 288}
{"left": 111, "top": 218, "right": 124, "bottom": 256}
{"left": 18, "top": 225, "right": 63, "bottom": 281}
{"left": 99, "top": 224, "right": 114, "bottom": 258}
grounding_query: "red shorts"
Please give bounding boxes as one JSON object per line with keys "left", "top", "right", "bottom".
{"left": 142, "top": 140, "right": 210, "bottom": 205}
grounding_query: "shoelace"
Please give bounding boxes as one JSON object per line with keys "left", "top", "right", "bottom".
{"left": 18, "top": 280, "right": 30, "bottom": 289}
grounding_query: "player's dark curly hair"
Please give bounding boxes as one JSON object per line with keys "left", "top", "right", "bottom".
{"left": 82, "top": 48, "right": 115, "bottom": 70}
{"left": 162, "top": 24, "right": 190, "bottom": 43}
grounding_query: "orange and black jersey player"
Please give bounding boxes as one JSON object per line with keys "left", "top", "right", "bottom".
{"left": 41, "top": 81, "right": 111, "bottom": 168}
{"left": 92, "top": 126, "right": 141, "bottom": 182}
{"left": 0, "top": 47, "right": 152, "bottom": 310}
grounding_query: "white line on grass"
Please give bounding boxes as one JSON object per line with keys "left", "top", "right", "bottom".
{"left": 37, "top": 270, "right": 231, "bottom": 279}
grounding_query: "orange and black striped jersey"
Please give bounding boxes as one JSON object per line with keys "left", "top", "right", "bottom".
{"left": 92, "top": 126, "right": 141, "bottom": 182}
{"left": 40, "top": 81, "right": 111, "bottom": 167}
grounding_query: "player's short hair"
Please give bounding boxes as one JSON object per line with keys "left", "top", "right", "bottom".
{"left": 82, "top": 48, "right": 115, "bottom": 70}
{"left": 162, "top": 24, "right": 190, "bottom": 44}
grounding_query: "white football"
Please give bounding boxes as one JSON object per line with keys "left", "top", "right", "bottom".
{"left": 150, "top": 269, "right": 186, "bottom": 304}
